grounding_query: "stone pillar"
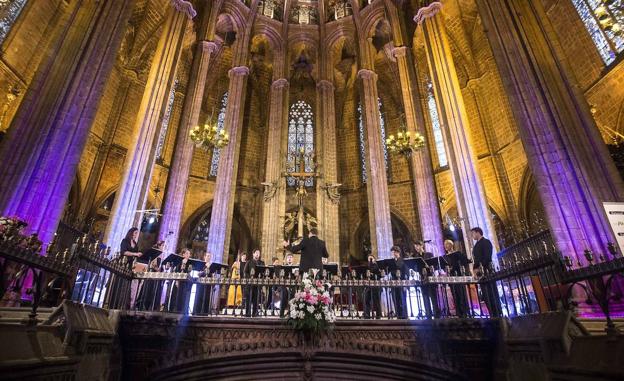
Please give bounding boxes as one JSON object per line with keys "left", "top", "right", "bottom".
{"left": 476, "top": 0, "right": 624, "bottom": 263}
{"left": 104, "top": 1, "right": 194, "bottom": 248}
{"left": 158, "top": 40, "right": 218, "bottom": 252}
{"left": 0, "top": 0, "right": 134, "bottom": 245}
{"left": 415, "top": 2, "right": 498, "bottom": 254}
{"left": 392, "top": 46, "right": 444, "bottom": 256}
{"left": 316, "top": 79, "right": 340, "bottom": 262}
{"left": 76, "top": 79, "right": 133, "bottom": 229}
{"left": 207, "top": 66, "right": 250, "bottom": 263}
{"left": 260, "top": 78, "right": 289, "bottom": 258}
{"left": 358, "top": 69, "right": 394, "bottom": 259}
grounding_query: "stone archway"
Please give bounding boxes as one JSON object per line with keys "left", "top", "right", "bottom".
{"left": 181, "top": 203, "right": 253, "bottom": 263}
{"left": 352, "top": 213, "right": 415, "bottom": 263}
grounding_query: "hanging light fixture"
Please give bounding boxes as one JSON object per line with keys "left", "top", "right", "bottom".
{"left": 386, "top": 115, "right": 425, "bottom": 157}
{"left": 189, "top": 108, "right": 230, "bottom": 150}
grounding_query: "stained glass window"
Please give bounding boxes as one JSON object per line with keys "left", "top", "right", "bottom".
{"left": 287, "top": 100, "right": 315, "bottom": 187}
{"left": 192, "top": 217, "right": 210, "bottom": 242}
{"left": 358, "top": 99, "right": 389, "bottom": 183}
{"left": 0, "top": 0, "right": 27, "bottom": 45}
{"left": 426, "top": 81, "right": 447, "bottom": 167}
{"left": 155, "top": 79, "right": 178, "bottom": 160}
{"left": 209, "top": 92, "right": 229, "bottom": 177}
{"left": 571, "top": 0, "right": 624, "bottom": 65}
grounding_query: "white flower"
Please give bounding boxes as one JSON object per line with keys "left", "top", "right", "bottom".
{"left": 314, "top": 313, "right": 322, "bottom": 320}
{"left": 306, "top": 305, "right": 315, "bottom": 313}
{"left": 298, "top": 311, "right": 305, "bottom": 319}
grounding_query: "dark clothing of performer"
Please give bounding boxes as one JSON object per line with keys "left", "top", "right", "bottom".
{"left": 287, "top": 236, "right": 329, "bottom": 274}
{"left": 387, "top": 257, "right": 408, "bottom": 318}
{"left": 120, "top": 238, "right": 140, "bottom": 270}
{"left": 171, "top": 260, "right": 193, "bottom": 313}
{"left": 472, "top": 237, "right": 501, "bottom": 317}
{"left": 446, "top": 250, "right": 470, "bottom": 317}
{"left": 414, "top": 251, "right": 434, "bottom": 260}
{"left": 244, "top": 259, "right": 265, "bottom": 317}
{"left": 364, "top": 261, "right": 382, "bottom": 319}
{"left": 194, "top": 264, "right": 214, "bottom": 315}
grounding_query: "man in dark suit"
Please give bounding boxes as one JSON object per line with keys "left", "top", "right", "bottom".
{"left": 244, "top": 249, "right": 265, "bottom": 317}
{"left": 364, "top": 255, "right": 382, "bottom": 319}
{"left": 413, "top": 240, "right": 434, "bottom": 259}
{"left": 387, "top": 246, "right": 408, "bottom": 319}
{"left": 470, "top": 227, "right": 501, "bottom": 317}
{"left": 283, "top": 228, "right": 329, "bottom": 276}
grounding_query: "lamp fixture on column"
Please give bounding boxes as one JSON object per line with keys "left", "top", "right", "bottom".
{"left": 386, "top": 116, "right": 425, "bottom": 157}
{"left": 189, "top": 108, "right": 230, "bottom": 150}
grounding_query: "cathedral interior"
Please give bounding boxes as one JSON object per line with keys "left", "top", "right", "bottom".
{"left": 1, "top": 0, "right": 624, "bottom": 380}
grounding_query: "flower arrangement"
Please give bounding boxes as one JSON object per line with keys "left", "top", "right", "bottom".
{"left": 0, "top": 216, "right": 28, "bottom": 240}
{"left": 0, "top": 216, "right": 42, "bottom": 252}
{"left": 288, "top": 270, "right": 335, "bottom": 335}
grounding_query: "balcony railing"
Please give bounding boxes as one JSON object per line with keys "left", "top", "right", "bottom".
{"left": 1, "top": 229, "right": 622, "bottom": 333}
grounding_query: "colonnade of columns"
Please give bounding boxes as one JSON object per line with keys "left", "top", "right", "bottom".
{"left": 2, "top": 0, "right": 619, "bottom": 267}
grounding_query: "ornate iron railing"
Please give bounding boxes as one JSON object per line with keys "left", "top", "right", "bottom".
{"left": 1, "top": 229, "right": 622, "bottom": 333}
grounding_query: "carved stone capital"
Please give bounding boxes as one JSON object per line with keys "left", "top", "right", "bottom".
{"left": 171, "top": 0, "right": 197, "bottom": 20}
{"left": 271, "top": 78, "right": 289, "bottom": 90}
{"left": 322, "top": 182, "right": 342, "bottom": 205}
{"left": 200, "top": 40, "right": 218, "bottom": 54}
{"left": 316, "top": 80, "right": 334, "bottom": 91}
{"left": 228, "top": 66, "right": 250, "bottom": 78}
{"left": 357, "top": 69, "right": 377, "bottom": 82}
{"left": 414, "top": 2, "right": 442, "bottom": 25}
{"left": 392, "top": 46, "right": 408, "bottom": 59}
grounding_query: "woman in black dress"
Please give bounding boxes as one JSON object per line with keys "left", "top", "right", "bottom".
{"left": 172, "top": 248, "right": 193, "bottom": 313}
{"left": 120, "top": 227, "right": 143, "bottom": 271}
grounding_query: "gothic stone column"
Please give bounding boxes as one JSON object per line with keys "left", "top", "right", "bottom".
{"left": 358, "top": 69, "right": 394, "bottom": 259}
{"left": 392, "top": 46, "right": 444, "bottom": 256}
{"left": 207, "top": 66, "right": 250, "bottom": 263}
{"left": 76, "top": 77, "right": 134, "bottom": 229}
{"left": 261, "top": 78, "right": 289, "bottom": 258}
{"left": 476, "top": 0, "right": 624, "bottom": 263}
{"left": 0, "top": 0, "right": 134, "bottom": 245}
{"left": 416, "top": 2, "right": 498, "bottom": 255}
{"left": 104, "top": 1, "right": 194, "bottom": 248}
{"left": 316, "top": 79, "right": 340, "bottom": 262}
{"left": 158, "top": 40, "right": 218, "bottom": 252}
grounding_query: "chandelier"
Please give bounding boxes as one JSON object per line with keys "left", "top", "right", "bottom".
{"left": 189, "top": 111, "right": 230, "bottom": 150}
{"left": 386, "top": 129, "right": 425, "bottom": 157}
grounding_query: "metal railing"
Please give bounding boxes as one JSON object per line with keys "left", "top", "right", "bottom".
{"left": 1, "top": 230, "right": 623, "bottom": 331}
{"left": 126, "top": 272, "right": 491, "bottom": 320}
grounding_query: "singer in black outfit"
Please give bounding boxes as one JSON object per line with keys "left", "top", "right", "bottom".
{"left": 471, "top": 227, "right": 502, "bottom": 317}
{"left": 172, "top": 248, "right": 193, "bottom": 313}
{"left": 244, "top": 249, "right": 264, "bottom": 317}
{"left": 444, "top": 239, "right": 470, "bottom": 317}
{"left": 364, "top": 255, "right": 382, "bottom": 319}
{"left": 283, "top": 228, "right": 329, "bottom": 275}
{"left": 120, "top": 227, "right": 142, "bottom": 270}
{"left": 387, "top": 246, "right": 408, "bottom": 319}
{"left": 194, "top": 251, "right": 214, "bottom": 315}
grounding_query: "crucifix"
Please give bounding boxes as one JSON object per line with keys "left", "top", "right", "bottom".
{"left": 283, "top": 146, "right": 319, "bottom": 239}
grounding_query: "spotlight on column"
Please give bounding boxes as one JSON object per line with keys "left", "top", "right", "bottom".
{"left": 148, "top": 216, "right": 156, "bottom": 224}
{"left": 449, "top": 224, "right": 456, "bottom": 232}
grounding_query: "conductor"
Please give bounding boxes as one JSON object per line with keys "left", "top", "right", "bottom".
{"left": 283, "top": 228, "right": 329, "bottom": 274}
